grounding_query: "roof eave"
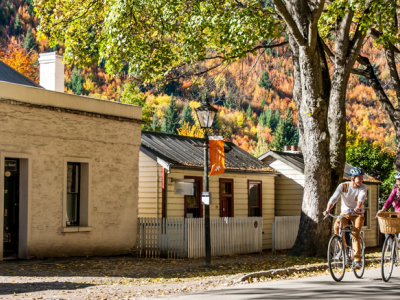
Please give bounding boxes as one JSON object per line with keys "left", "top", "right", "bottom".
{"left": 259, "top": 151, "right": 304, "bottom": 174}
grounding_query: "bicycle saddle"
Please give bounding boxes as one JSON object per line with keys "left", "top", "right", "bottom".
{"left": 343, "top": 226, "right": 352, "bottom": 230}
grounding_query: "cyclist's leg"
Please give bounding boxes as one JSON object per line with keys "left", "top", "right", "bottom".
{"left": 335, "top": 216, "right": 349, "bottom": 248}
{"left": 350, "top": 213, "right": 365, "bottom": 262}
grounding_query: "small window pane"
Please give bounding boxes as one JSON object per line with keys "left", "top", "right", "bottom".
{"left": 364, "top": 209, "right": 369, "bottom": 227}
{"left": 67, "top": 164, "right": 79, "bottom": 193}
{"left": 249, "top": 184, "right": 259, "bottom": 207}
{"left": 250, "top": 208, "right": 260, "bottom": 217}
{"left": 364, "top": 189, "right": 369, "bottom": 208}
{"left": 221, "top": 182, "right": 232, "bottom": 194}
{"left": 186, "top": 182, "right": 198, "bottom": 208}
{"left": 67, "top": 163, "right": 80, "bottom": 226}
{"left": 66, "top": 194, "right": 78, "bottom": 225}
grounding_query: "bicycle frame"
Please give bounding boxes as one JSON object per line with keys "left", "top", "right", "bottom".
{"left": 388, "top": 234, "right": 399, "bottom": 263}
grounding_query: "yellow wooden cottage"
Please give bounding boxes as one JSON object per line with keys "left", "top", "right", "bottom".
{"left": 138, "top": 131, "right": 279, "bottom": 255}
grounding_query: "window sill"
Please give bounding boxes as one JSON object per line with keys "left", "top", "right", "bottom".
{"left": 61, "top": 226, "right": 93, "bottom": 233}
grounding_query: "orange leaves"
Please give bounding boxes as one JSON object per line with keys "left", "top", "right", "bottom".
{"left": 0, "top": 39, "right": 38, "bottom": 82}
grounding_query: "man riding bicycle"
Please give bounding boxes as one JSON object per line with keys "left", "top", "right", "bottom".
{"left": 323, "top": 167, "right": 367, "bottom": 269}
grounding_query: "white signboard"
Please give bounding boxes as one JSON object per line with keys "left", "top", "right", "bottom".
{"left": 174, "top": 182, "right": 194, "bottom": 195}
{"left": 202, "top": 191, "right": 211, "bottom": 205}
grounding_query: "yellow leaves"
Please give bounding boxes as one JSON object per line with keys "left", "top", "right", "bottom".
{"left": 83, "top": 78, "right": 96, "bottom": 93}
{"left": 189, "top": 101, "right": 201, "bottom": 110}
{"left": 177, "top": 122, "right": 204, "bottom": 138}
{"left": 236, "top": 113, "right": 245, "bottom": 128}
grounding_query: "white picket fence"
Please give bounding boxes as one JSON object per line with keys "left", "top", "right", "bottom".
{"left": 137, "top": 217, "right": 263, "bottom": 258}
{"left": 188, "top": 217, "right": 263, "bottom": 258}
{"left": 272, "top": 216, "right": 300, "bottom": 251}
{"left": 137, "top": 218, "right": 187, "bottom": 259}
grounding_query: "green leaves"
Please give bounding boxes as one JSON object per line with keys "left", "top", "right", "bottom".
{"left": 35, "top": 0, "right": 282, "bottom": 82}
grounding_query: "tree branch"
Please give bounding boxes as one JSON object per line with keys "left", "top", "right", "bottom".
{"left": 204, "top": 41, "right": 289, "bottom": 60}
{"left": 354, "top": 55, "right": 396, "bottom": 117}
{"left": 271, "top": 0, "right": 307, "bottom": 47}
{"left": 309, "top": 0, "right": 325, "bottom": 52}
{"left": 320, "top": 38, "right": 335, "bottom": 61}
{"left": 345, "top": 2, "right": 373, "bottom": 71}
{"left": 386, "top": 44, "right": 400, "bottom": 107}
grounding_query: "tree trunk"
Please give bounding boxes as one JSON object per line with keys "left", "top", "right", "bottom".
{"left": 328, "top": 67, "right": 349, "bottom": 192}
{"left": 277, "top": 0, "right": 360, "bottom": 256}
{"left": 287, "top": 33, "right": 333, "bottom": 256}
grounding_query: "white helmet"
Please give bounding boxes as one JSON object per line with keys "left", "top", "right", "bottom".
{"left": 395, "top": 171, "right": 400, "bottom": 179}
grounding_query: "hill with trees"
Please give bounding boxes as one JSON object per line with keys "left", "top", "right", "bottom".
{"left": 0, "top": 0, "right": 396, "bottom": 156}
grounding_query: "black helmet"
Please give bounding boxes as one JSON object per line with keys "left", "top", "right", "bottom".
{"left": 349, "top": 167, "right": 364, "bottom": 176}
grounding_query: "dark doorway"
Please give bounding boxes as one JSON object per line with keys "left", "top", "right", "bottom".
{"left": 184, "top": 176, "right": 203, "bottom": 218}
{"left": 220, "top": 179, "right": 234, "bottom": 217}
{"left": 4, "top": 159, "right": 19, "bottom": 258}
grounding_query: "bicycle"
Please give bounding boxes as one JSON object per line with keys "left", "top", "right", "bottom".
{"left": 324, "top": 210, "right": 365, "bottom": 282}
{"left": 376, "top": 212, "right": 400, "bottom": 282}
{"left": 380, "top": 233, "right": 399, "bottom": 282}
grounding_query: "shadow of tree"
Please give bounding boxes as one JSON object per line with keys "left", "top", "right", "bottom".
{"left": 0, "top": 282, "right": 94, "bottom": 295}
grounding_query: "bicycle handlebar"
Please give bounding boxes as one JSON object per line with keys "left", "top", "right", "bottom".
{"left": 323, "top": 209, "right": 357, "bottom": 220}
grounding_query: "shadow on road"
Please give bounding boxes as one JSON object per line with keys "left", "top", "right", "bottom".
{"left": 171, "top": 277, "right": 400, "bottom": 299}
{"left": 0, "top": 281, "right": 94, "bottom": 295}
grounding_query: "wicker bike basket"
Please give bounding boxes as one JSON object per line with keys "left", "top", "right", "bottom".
{"left": 377, "top": 212, "right": 400, "bottom": 234}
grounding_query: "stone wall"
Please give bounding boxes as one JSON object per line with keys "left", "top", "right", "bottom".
{"left": 0, "top": 101, "right": 141, "bottom": 258}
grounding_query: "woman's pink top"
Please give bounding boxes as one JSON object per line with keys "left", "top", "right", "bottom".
{"left": 383, "top": 186, "right": 400, "bottom": 213}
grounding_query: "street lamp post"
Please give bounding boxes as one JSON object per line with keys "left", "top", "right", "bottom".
{"left": 195, "top": 96, "right": 218, "bottom": 266}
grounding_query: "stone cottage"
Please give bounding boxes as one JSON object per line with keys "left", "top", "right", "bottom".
{"left": 0, "top": 53, "right": 142, "bottom": 260}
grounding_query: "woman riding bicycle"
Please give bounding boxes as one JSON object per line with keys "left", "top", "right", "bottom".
{"left": 377, "top": 171, "right": 400, "bottom": 214}
{"left": 323, "top": 167, "right": 367, "bottom": 270}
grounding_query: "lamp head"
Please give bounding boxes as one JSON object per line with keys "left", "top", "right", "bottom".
{"left": 195, "top": 96, "right": 218, "bottom": 128}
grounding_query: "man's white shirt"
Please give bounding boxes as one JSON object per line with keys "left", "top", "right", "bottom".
{"left": 328, "top": 181, "right": 367, "bottom": 213}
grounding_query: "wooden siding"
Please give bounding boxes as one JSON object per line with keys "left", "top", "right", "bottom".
{"left": 138, "top": 152, "right": 163, "bottom": 218}
{"left": 138, "top": 152, "right": 275, "bottom": 250}
{"left": 268, "top": 159, "right": 305, "bottom": 186}
{"left": 275, "top": 176, "right": 303, "bottom": 216}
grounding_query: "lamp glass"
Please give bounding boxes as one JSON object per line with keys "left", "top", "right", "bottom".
{"left": 195, "top": 102, "right": 218, "bottom": 129}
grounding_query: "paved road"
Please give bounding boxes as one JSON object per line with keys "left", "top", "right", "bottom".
{"left": 159, "top": 268, "right": 400, "bottom": 300}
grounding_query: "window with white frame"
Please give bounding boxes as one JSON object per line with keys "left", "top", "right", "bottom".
{"left": 363, "top": 186, "right": 371, "bottom": 229}
{"left": 64, "top": 158, "right": 90, "bottom": 230}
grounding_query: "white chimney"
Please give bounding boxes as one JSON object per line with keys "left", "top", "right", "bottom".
{"left": 38, "top": 52, "right": 64, "bottom": 92}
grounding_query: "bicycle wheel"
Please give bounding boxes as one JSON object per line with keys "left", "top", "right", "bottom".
{"left": 328, "top": 235, "right": 346, "bottom": 282}
{"left": 354, "top": 235, "right": 365, "bottom": 278}
{"left": 381, "top": 235, "right": 395, "bottom": 282}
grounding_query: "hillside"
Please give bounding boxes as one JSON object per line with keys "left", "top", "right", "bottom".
{"left": 0, "top": 0, "right": 396, "bottom": 154}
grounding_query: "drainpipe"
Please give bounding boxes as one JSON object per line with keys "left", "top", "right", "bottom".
{"left": 158, "top": 158, "right": 170, "bottom": 219}
{"left": 164, "top": 169, "right": 170, "bottom": 218}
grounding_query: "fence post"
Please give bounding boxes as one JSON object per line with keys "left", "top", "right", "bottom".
{"left": 272, "top": 220, "right": 275, "bottom": 254}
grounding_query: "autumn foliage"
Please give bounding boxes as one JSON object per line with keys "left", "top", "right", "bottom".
{"left": 0, "top": 38, "right": 38, "bottom": 81}
{"left": 0, "top": 0, "right": 397, "bottom": 154}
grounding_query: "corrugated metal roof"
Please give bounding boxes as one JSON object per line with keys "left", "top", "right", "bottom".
{"left": 259, "top": 150, "right": 381, "bottom": 183}
{"left": 141, "top": 131, "right": 277, "bottom": 173}
{"left": 0, "top": 60, "right": 42, "bottom": 88}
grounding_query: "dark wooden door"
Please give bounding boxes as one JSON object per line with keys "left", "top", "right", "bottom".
{"left": 4, "top": 159, "right": 19, "bottom": 258}
{"left": 221, "top": 197, "right": 232, "bottom": 217}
